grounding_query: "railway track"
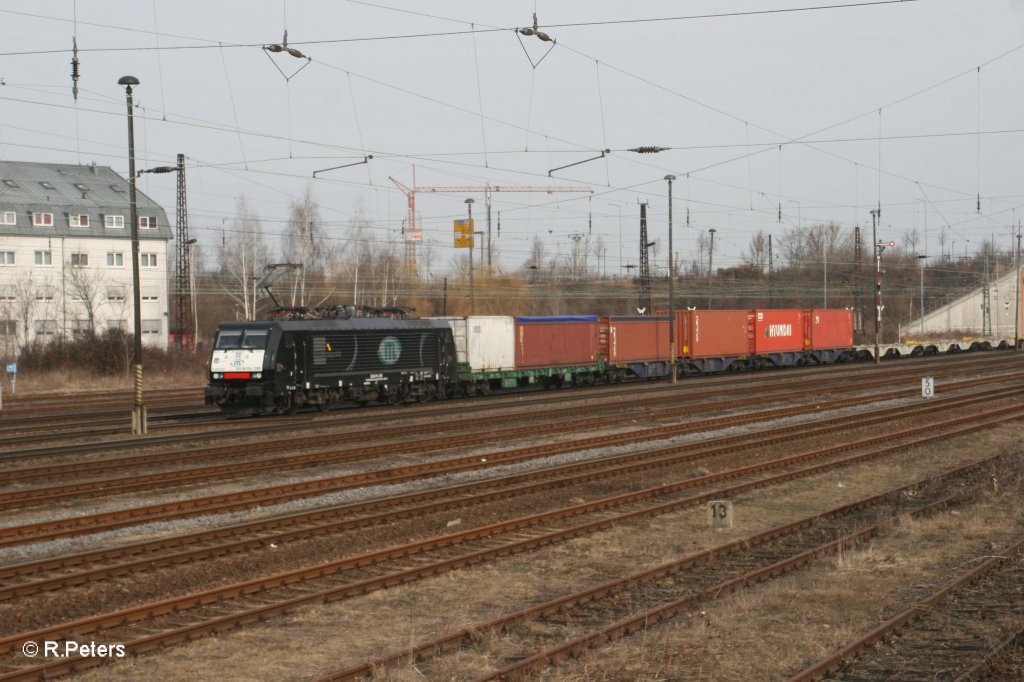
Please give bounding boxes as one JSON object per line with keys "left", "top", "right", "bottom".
{"left": 1, "top": 409, "right": 1018, "bottom": 681}
{"left": 324, "top": 455, "right": 1016, "bottom": 681}
{"left": 2, "top": 371, "right": 1020, "bottom": 549}
{"left": 788, "top": 536, "right": 1024, "bottom": 681}
{"left": 2, "top": 381, "right": 1017, "bottom": 599}
{"left": 3, "top": 362, "right": 1019, "bottom": 514}
{"left": 0, "top": 352, "right": 1013, "bottom": 453}
{"left": 2, "top": 409, "right": 1015, "bottom": 679}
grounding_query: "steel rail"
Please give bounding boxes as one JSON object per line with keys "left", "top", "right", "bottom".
{"left": 2, "top": 374, "right": 1018, "bottom": 548}
{"left": 3, "top": 368, "right": 1018, "bottom": 513}
{"left": 0, "top": 353, "right": 1012, "bottom": 464}
{"left": 325, "top": 456, "right": 1006, "bottom": 681}
{"left": 3, "top": 383, "right": 1015, "bottom": 599}
{"left": 0, "top": 408, "right": 1021, "bottom": 680}
{"left": 786, "top": 537, "right": 1024, "bottom": 682}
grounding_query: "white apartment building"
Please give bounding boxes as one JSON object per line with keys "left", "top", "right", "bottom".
{"left": 0, "top": 160, "right": 172, "bottom": 353}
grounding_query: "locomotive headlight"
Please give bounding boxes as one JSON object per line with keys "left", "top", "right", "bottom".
{"left": 213, "top": 373, "right": 222, "bottom": 380}
{"left": 254, "top": 373, "right": 262, "bottom": 379}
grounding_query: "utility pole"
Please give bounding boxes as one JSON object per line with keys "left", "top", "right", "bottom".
{"left": 918, "top": 254, "right": 927, "bottom": 336}
{"left": 854, "top": 225, "right": 862, "bottom": 332}
{"left": 982, "top": 247, "right": 992, "bottom": 335}
{"left": 707, "top": 228, "right": 717, "bottom": 308}
{"left": 465, "top": 198, "right": 475, "bottom": 315}
{"left": 768, "top": 234, "right": 774, "bottom": 307}
{"left": 870, "top": 208, "right": 881, "bottom": 364}
{"left": 1015, "top": 229, "right": 1021, "bottom": 351}
{"left": 665, "top": 175, "right": 677, "bottom": 383}
{"left": 639, "top": 203, "right": 652, "bottom": 314}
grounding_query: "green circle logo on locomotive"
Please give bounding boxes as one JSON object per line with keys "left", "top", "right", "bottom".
{"left": 378, "top": 336, "right": 402, "bottom": 365}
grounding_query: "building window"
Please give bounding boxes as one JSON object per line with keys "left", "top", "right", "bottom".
{"left": 139, "top": 216, "right": 157, "bottom": 229}
{"left": 2, "top": 179, "right": 18, "bottom": 188}
{"left": 106, "top": 252, "right": 124, "bottom": 267}
{"left": 110, "top": 184, "right": 125, "bottom": 193}
{"left": 34, "top": 250, "right": 53, "bottom": 266}
{"left": 34, "top": 286, "right": 55, "bottom": 301}
{"left": 106, "top": 319, "right": 128, "bottom": 331}
{"left": 0, "top": 252, "right": 14, "bottom": 266}
{"left": 70, "top": 214, "right": 90, "bottom": 228}
{"left": 70, "top": 318, "right": 92, "bottom": 336}
{"left": 74, "top": 183, "right": 88, "bottom": 191}
{"left": 141, "top": 287, "right": 159, "bottom": 301}
{"left": 32, "top": 212, "right": 54, "bottom": 227}
{"left": 70, "top": 252, "right": 89, "bottom": 267}
{"left": 107, "top": 285, "right": 126, "bottom": 301}
{"left": 39, "top": 181, "right": 56, "bottom": 190}
{"left": 34, "top": 320, "right": 58, "bottom": 336}
{"left": 142, "top": 319, "right": 161, "bottom": 336}
{"left": 104, "top": 215, "right": 125, "bottom": 229}
{"left": 140, "top": 253, "right": 158, "bottom": 268}
{"left": 0, "top": 320, "right": 15, "bottom": 336}
{"left": 0, "top": 285, "right": 15, "bottom": 301}
{"left": 0, "top": 212, "right": 15, "bottom": 226}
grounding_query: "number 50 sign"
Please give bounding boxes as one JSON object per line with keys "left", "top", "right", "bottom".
{"left": 921, "top": 377, "right": 935, "bottom": 399}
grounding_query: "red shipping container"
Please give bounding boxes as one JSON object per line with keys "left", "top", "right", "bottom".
{"left": 602, "top": 316, "right": 670, "bottom": 363}
{"left": 807, "top": 309, "right": 854, "bottom": 350}
{"left": 680, "top": 310, "right": 751, "bottom": 358}
{"left": 514, "top": 316, "right": 600, "bottom": 368}
{"left": 749, "top": 309, "right": 808, "bottom": 354}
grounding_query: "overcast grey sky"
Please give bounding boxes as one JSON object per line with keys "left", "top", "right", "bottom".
{"left": 3, "top": 0, "right": 1024, "bottom": 274}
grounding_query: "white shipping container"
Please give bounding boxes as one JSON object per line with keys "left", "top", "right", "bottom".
{"left": 428, "top": 316, "right": 515, "bottom": 371}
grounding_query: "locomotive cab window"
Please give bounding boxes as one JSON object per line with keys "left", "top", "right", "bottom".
{"left": 241, "top": 330, "right": 268, "bottom": 349}
{"left": 215, "top": 329, "right": 269, "bottom": 350}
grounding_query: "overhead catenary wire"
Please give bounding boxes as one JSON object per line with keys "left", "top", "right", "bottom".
{"left": 6, "top": 1, "right": 1015, "bottom": 266}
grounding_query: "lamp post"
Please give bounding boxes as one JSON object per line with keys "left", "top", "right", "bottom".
{"left": 186, "top": 238, "right": 198, "bottom": 350}
{"left": 118, "top": 75, "right": 146, "bottom": 435}
{"left": 465, "top": 198, "right": 475, "bottom": 315}
{"left": 665, "top": 175, "right": 677, "bottom": 383}
{"left": 707, "top": 228, "right": 717, "bottom": 309}
{"left": 917, "top": 254, "right": 927, "bottom": 336}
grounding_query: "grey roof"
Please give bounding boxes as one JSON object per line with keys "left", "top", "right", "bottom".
{"left": 0, "top": 160, "right": 173, "bottom": 240}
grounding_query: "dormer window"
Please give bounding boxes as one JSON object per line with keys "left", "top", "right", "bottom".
{"left": 69, "top": 214, "right": 89, "bottom": 228}
{"left": 32, "top": 212, "right": 53, "bottom": 227}
{"left": 104, "top": 214, "right": 125, "bottom": 229}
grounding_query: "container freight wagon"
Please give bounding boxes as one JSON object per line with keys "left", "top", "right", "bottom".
{"left": 660, "top": 310, "right": 750, "bottom": 374}
{"left": 806, "top": 309, "right": 855, "bottom": 363}
{"left": 748, "top": 309, "right": 808, "bottom": 367}
{"left": 600, "top": 316, "right": 671, "bottom": 380}
{"left": 514, "top": 316, "right": 604, "bottom": 387}
{"left": 428, "top": 315, "right": 519, "bottom": 393}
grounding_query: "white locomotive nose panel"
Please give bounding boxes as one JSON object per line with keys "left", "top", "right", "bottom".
{"left": 211, "top": 349, "right": 265, "bottom": 373}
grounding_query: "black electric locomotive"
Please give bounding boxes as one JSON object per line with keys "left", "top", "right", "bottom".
{"left": 205, "top": 318, "right": 459, "bottom": 416}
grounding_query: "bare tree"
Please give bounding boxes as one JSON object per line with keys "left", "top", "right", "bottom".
{"left": 217, "top": 196, "right": 270, "bottom": 320}
{"left": 281, "top": 187, "right": 331, "bottom": 307}
{"left": 744, "top": 231, "right": 769, "bottom": 272}
{"left": 65, "top": 258, "right": 107, "bottom": 336}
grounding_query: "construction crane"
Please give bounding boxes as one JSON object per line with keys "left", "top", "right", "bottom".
{"left": 389, "top": 166, "right": 592, "bottom": 271}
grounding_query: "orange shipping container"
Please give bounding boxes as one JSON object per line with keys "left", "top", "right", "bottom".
{"left": 602, "top": 316, "right": 670, "bottom": 363}
{"left": 806, "top": 309, "right": 854, "bottom": 350}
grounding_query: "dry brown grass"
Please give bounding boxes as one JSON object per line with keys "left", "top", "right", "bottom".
{"left": 8, "top": 367, "right": 205, "bottom": 395}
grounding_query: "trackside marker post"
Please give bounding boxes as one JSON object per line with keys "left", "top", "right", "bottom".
{"left": 707, "top": 500, "right": 734, "bottom": 528}
{"left": 922, "top": 377, "right": 935, "bottom": 399}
